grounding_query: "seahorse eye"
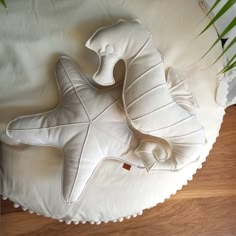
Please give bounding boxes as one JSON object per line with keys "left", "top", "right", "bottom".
{"left": 98, "top": 48, "right": 104, "bottom": 54}
{"left": 98, "top": 44, "right": 114, "bottom": 56}
{"left": 105, "top": 44, "right": 114, "bottom": 54}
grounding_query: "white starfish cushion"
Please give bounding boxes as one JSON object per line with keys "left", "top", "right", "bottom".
{"left": 6, "top": 56, "right": 140, "bottom": 204}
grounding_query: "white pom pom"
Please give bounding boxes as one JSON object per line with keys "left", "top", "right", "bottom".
{"left": 29, "top": 210, "right": 34, "bottom": 214}
{"left": 66, "top": 220, "right": 71, "bottom": 224}
{"left": 125, "top": 215, "right": 131, "bottom": 220}
{"left": 2, "top": 196, "right": 7, "bottom": 200}
{"left": 13, "top": 203, "right": 20, "bottom": 208}
{"left": 90, "top": 221, "right": 95, "bottom": 224}
{"left": 96, "top": 221, "right": 101, "bottom": 225}
{"left": 58, "top": 219, "right": 63, "bottom": 223}
{"left": 138, "top": 211, "right": 143, "bottom": 215}
{"left": 73, "top": 221, "right": 79, "bottom": 225}
{"left": 81, "top": 221, "right": 86, "bottom": 224}
{"left": 118, "top": 218, "right": 123, "bottom": 222}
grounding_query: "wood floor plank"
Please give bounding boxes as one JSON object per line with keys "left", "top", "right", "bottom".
{"left": 1, "top": 106, "right": 236, "bottom": 236}
{"left": 1, "top": 197, "right": 236, "bottom": 236}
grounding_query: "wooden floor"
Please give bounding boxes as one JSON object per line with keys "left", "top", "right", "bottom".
{"left": 1, "top": 106, "right": 236, "bottom": 236}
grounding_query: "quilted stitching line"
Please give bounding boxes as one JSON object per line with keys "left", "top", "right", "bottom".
{"left": 162, "top": 128, "right": 205, "bottom": 139}
{"left": 92, "top": 97, "right": 121, "bottom": 122}
{"left": 132, "top": 101, "right": 175, "bottom": 121}
{"left": 126, "top": 82, "right": 167, "bottom": 110}
{"left": 60, "top": 60, "right": 92, "bottom": 122}
{"left": 68, "top": 123, "right": 91, "bottom": 203}
{"left": 7, "top": 122, "right": 89, "bottom": 131}
{"left": 146, "top": 115, "right": 195, "bottom": 133}
{"left": 124, "top": 62, "right": 162, "bottom": 93}
{"left": 128, "top": 35, "right": 152, "bottom": 67}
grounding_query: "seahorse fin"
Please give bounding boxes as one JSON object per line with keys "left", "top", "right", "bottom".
{"left": 167, "top": 68, "right": 199, "bottom": 114}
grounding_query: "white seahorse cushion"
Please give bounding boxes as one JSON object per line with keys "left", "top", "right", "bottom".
{"left": 86, "top": 20, "right": 206, "bottom": 171}
{"left": 1, "top": 0, "right": 225, "bottom": 224}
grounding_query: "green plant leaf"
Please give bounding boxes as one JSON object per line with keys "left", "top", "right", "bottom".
{"left": 0, "top": 0, "right": 7, "bottom": 8}
{"left": 199, "top": 0, "right": 236, "bottom": 36}
{"left": 213, "top": 36, "right": 236, "bottom": 65}
{"left": 225, "top": 54, "right": 236, "bottom": 66}
{"left": 222, "top": 60, "right": 236, "bottom": 73}
{"left": 218, "top": 54, "right": 236, "bottom": 74}
{"left": 198, "top": 0, "right": 236, "bottom": 74}
{"left": 200, "top": 16, "right": 236, "bottom": 60}
{"left": 224, "top": 55, "right": 236, "bottom": 68}
{"left": 206, "top": 0, "right": 221, "bottom": 16}
{"left": 226, "top": 54, "right": 236, "bottom": 66}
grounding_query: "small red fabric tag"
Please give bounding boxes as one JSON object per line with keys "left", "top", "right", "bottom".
{"left": 122, "top": 163, "right": 131, "bottom": 171}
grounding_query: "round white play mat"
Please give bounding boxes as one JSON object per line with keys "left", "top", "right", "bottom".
{"left": 0, "top": 0, "right": 233, "bottom": 224}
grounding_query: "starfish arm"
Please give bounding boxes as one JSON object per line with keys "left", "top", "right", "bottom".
{"left": 55, "top": 56, "right": 89, "bottom": 107}
{"left": 62, "top": 126, "right": 105, "bottom": 203}
{"left": 6, "top": 115, "right": 87, "bottom": 147}
{"left": 6, "top": 56, "right": 91, "bottom": 146}
{"left": 55, "top": 56, "right": 92, "bottom": 123}
{"left": 6, "top": 111, "right": 61, "bottom": 146}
